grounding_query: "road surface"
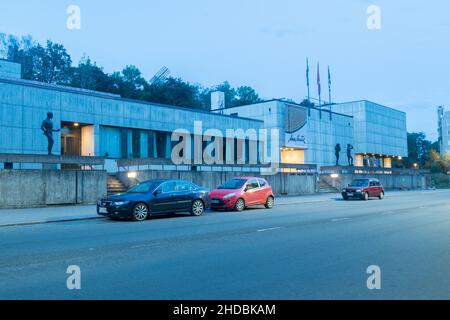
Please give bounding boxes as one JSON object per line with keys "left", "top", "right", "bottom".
{"left": 1, "top": 190, "right": 450, "bottom": 299}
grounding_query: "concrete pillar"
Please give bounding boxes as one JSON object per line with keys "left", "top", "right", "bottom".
{"left": 127, "top": 130, "right": 133, "bottom": 159}
{"left": 165, "top": 134, "right": 171, "bottom": 159}
{"left": 141, "top": 131, "right": 148, "bottom": 158}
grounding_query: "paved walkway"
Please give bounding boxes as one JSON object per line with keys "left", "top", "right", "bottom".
{"left": 0, "top": 190, "right": 442, "bottom": 227}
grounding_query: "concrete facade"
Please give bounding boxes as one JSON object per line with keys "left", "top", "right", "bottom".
{"left": 0, "top": 60, "right": 408, "bottom": 171}
{"left": 218, "top": 100, "right": 355, "bottom": 167}
{"left": 117, "top": 170, "right": 318, "bottom": 196}
{"left": 0, "top": 76, "right": 263, "bottom": 166}
{"left": 332, "top": 101, "right": 408, "bottom": 167}
{"left": 0, "top": 169, "right": 107, "bottom": 208}
{"left": 0, "top": 59, "right": 21, "bottom": 79}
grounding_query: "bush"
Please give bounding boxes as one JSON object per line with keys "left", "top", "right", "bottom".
{"left": 431, "top": 174, "right": 450, "bottom": 189}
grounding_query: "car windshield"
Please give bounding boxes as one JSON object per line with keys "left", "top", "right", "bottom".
{"left": 128, "top": 181, "right": 161, "bottom": 193}
{"left": 350, "top": 179, "right": 369, "bottom": 187}
{"left": 218, "top": 179, "right": 247, "bottom": 190}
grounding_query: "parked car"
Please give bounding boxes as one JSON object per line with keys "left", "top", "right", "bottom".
{"left": 209, "top": 177, "right": 275, "bottom": 211}
{"left": 341, "top": 178, "right": 385, "bottom": 201}
{"left": 97, "top": 179, "right": 211, "bottom": 221}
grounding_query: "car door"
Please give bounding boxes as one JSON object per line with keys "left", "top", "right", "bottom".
{"left": 244, "top": 179, "right": 260, "bottom": 205}
{"left": 368, "top": 181, "right": 377, "bottom": 197}
{"left": 256, "top": 179, "right": 269, "bottom": 205}
{"left": 150, "top": 181, "right": 176, "bottom": 214}
{"left": 174, "top": 181, "right": 195, "bottom": 212}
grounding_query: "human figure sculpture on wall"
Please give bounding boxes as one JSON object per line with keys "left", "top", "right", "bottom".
{"left": 335, "top": 143, "right": 341, "bottom": 166}
{"left": 41, "top": 112, "right": 60, "bottom": 155}
{"left": 347, "top": 144, "right": 354, "bottom": 166}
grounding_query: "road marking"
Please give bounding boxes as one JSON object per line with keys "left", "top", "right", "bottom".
{"left": 257, "top": 227, "right": 282, "bottom": 233}
{"left": 331, "top": 218, "right": 350, "bottom": 222}
{"left": 382, "top": 211, "right": 395, "bottom": 215}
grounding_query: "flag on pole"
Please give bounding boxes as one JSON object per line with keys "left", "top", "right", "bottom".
{"left": 317, "top": 62, "right": 321, "bottom": 104}
{"left": 306, "top": 58, "right": 310, "bottom": 101}
{"left": 306, "top": 58, "right": 310, "bottom": 87}
{"left": 328, "top": 65, "right": 332, "bottom": 104}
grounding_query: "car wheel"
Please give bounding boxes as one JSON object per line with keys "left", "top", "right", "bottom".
{"left": 342, "top": 195, "right": 349, "bottom": 201}
{"left": 379, "top": 192, "right": 385, "bottom": 200}
{"left": 265, "top": 196, "right": 275, "bottom": 209}
{"left": 235, "top": 198, "right": 245, "bottom": 212}
{"left": 132, "top": 203, "right": 149, "bottom": 222}
{"left": 191, "top": 200, "right": 205, "bottom": 216}
{"left": 363, "top": 192, "right": 369, "bottom": 201}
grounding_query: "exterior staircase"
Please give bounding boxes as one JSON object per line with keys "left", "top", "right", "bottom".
{"left": 319, "top": 179, "right": 339, "bottom": 194}
{"left": 107, "top": 175, "right": 127, "bottom": 196}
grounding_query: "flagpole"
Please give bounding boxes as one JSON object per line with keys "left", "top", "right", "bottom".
{"left": 317, "top": 62, "right": 321, "bottom": 119}
{"left": 306, "top": 58, "right": 310, "bottom": 102}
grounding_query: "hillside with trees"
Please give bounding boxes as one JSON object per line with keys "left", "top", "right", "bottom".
{"left": 0, "top": 34, "right": 262, "bottom": 110}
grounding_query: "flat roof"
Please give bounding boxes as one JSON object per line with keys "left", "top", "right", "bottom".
{"left": 214, "top": 99, "right": 354, "bottom": 119}
{"left": 0, "top": 77, "right": 263, "bottom": 124}
{"left": 334, "top": 100, "right": 407, "bottom": 115}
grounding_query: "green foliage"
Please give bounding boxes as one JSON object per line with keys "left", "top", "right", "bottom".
{"left": 0, "top": 33, "right": 263, "bottom": 110}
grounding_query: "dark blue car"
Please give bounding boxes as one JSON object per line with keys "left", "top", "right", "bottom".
{"left": 97, "top": 179, "right": 211, "bottom": 222}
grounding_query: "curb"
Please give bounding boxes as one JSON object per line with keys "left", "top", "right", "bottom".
{"left": 0, "top": 216, "right": 105, "bottom": 228}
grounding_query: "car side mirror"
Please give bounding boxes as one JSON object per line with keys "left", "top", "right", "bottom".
{"left": 154, "top": 189, "right": 162, "bottom": 196}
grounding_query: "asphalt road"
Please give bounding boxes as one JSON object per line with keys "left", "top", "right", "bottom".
{"left": 1, "top": 190, "right": 450, "bottom": 300}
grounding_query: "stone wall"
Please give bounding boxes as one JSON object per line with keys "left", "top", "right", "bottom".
{"left": 117, "top": 170, "right": 318, "bottom": 196}
{"left": 0, "top": 170, "right": 107, "bottom": 208}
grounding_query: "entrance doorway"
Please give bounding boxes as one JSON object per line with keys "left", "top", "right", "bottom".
{"left": 61, "top": 121, "right": 95, "bottom": 169}
{"left": 61, "top": 122, "right": 81, "bottom": 156}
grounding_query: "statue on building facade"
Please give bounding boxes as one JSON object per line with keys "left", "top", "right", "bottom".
{"left": 41, "top": 112, "right": 60, "bottom": 155}
{"left": 347, "top": 144, "right": 354, "bottom": 166}
{"left": 335, "top": 143, "right": 341, "bottom": 166}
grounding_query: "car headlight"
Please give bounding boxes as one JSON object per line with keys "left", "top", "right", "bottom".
{"left": 113, "top": 201, "right": 130, "bottom": 206}
{"left": 356, "top": 189, "right": 362, "bottom": 193}
{"left": 223, "top": 193, "right": 236, "bottom": 199}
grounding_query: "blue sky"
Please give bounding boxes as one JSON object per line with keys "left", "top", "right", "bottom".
{"left": 1, "top": 0, "right": 449, "bottom": 140}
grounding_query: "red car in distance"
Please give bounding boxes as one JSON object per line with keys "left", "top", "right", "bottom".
{"left": 209, "top": 177, "right": 275, "bottom": 212}
{"left": 341, "top": 178, "right": 385, "bottom": 201}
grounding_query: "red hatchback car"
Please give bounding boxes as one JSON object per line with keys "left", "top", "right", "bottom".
{"left": 209, "top": 177, "right": 275, "bottom": 211}
{"left": 341, "top": 178, "right": 385, "bottom": 201}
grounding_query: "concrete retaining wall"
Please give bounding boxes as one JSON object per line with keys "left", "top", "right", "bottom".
{"left": 118, "top": 170, "right": 318, "bottom": 196}
{"left": 0, "top": 170, "right": 107, "bottom": 208}
{"left": 322, "top": 173, "right": 429, "bottom": 191}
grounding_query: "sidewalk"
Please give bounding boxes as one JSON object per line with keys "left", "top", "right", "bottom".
{"left": 0, "top": 190, "right": 443, "bottom": 227}
{"left": 0, "top": 205, "right": 101, "bottom": 227}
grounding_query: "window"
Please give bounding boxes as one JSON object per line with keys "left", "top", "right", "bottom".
{"left": 128, "top": 181, "right": 160, "bottom": 193}
{"left": 258, "top": 179, "right": 267, "bottom": 187}
{"left": 247, "top": 180, "right": 260, "bottom": 189}
{"left": 175, "top": 181, "right": 194, "bottom": 192}
{"left": 160, "top": 181, "right": 176, "bottom": 193}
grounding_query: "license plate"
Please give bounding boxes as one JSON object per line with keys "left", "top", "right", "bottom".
{"left": 99, "top": 207, "right": 108, "bottom": 214}
{"left": 211, "top": 200, "right": 221, "bottom": 204}
{"left": 347, "top": 193, "right": 354, "bottom": 197}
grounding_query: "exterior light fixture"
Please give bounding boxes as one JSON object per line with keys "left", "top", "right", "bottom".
{"left": 331, "top": 173, "right": 339, "bottom": 179}
{"left": 127, "top": 172, "right": 137, "bottom": 179}
{"left": 74, "top": 123, "right": 80, "bottom": 127}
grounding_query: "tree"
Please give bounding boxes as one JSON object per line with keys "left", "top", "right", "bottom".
{"left": 70, "top": 56, "right": 115, "bottom": 92}
{"left": 235, "top": 86, "right": 262, "bottom": 106}
{"left": 1, "top": 33, "right": 264, "bottom": 111}
{"left": 142, "top": 77, "right": 205, "bottom": 109}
